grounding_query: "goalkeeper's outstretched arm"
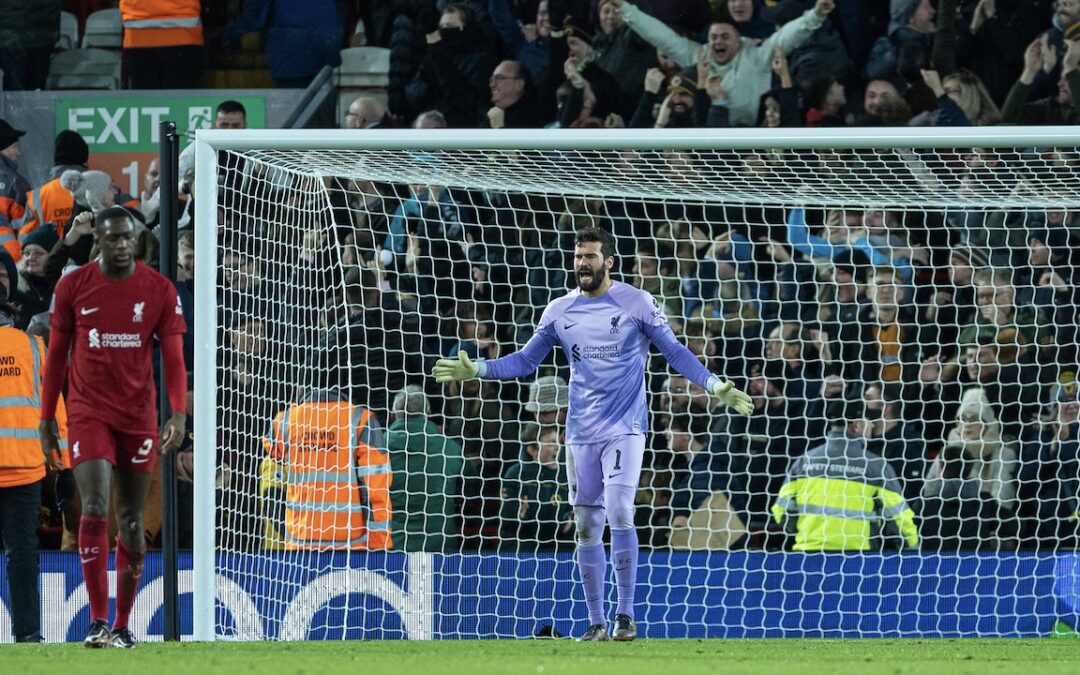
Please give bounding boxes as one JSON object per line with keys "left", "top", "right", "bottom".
{"left": 432, "top": 320, "right": 559, "bottom": 383}
{"left": 641, "top": 300, "right": 753, "bottom": 416}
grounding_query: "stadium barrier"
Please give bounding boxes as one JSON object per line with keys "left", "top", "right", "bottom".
{"left": 1, "top": 551, "right": 1077, "bottom": 641}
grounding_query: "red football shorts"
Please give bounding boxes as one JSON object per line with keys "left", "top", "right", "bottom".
{"left": 68, "top": 416, "right": 159, "bottom": 473}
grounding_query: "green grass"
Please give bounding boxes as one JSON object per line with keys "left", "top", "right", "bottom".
{"left": 4, "top": 639, "right": 1079, "bottom": 675}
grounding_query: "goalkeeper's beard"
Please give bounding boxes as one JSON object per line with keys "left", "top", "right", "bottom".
{"left": 577, "top": 265, "right": 608, "bottom": 293}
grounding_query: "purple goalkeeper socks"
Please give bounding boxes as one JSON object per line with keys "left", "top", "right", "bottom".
{"left": 610, "top": 527, "right": 638, "bottom": 619}
{"left": 577, "top": 543, "right": 607, "bottom": 625}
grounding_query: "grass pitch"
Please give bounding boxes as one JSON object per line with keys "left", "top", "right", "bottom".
{"left": 4, "top": 638, "right": 1077, "bottom": 675}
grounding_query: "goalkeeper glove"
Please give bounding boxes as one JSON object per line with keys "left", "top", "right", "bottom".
{"left": 711, "top": 379, "right": 754, "bottom": 416}
{"left": 432, "top": 350, "right": 479, "bottom": 384}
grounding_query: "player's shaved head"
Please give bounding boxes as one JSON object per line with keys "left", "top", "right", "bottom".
{"left": 94, "top": 207, "right": 137, "bottom": 277}
{"left": 94, "top": 205, "right": 137, "bottom": 230}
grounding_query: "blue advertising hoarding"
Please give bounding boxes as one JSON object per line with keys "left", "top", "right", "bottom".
{"left": 0, "top": 551, "right": 1074, "bottom": 642}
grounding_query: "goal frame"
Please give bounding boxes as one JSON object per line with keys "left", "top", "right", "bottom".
{"left": 192, "top": 125, "right": 1080, "bottom": 641}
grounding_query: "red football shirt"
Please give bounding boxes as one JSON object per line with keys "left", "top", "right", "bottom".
{"left": 50, "top": 261, "right": 187, "bottom": 433}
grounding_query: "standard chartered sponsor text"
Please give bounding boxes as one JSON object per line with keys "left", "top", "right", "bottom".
{"left": 89, "top": 328, "right": 143, "bottom": 348}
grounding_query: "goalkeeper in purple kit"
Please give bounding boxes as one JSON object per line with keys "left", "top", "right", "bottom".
{"left": 433, "top": 227, "right": 752, "bottom": 641}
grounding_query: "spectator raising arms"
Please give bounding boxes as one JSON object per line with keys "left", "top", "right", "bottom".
{"left": 609, "top": 0, "right": 834, "bottom": 125}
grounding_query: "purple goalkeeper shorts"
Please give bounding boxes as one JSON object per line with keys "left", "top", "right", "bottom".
{"left": 566, "top": 434, "right": 645, "bottom": 506}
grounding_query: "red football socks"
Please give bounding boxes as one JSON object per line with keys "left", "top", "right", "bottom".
{"left": 78, "top": 515, "right": 109, "bottom": 622}
{"left": 113, "top": 537, "right": 145, "bottom": 631}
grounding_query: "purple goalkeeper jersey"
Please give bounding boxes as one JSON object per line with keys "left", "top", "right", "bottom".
{"left": 479, "top": 281, "right": 717, "bottom": 443}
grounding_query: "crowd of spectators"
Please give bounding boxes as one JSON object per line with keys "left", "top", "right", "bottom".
{"left": 371, "top": 0, "right": 1077, "bottom": 131}
{"left": 4, "top": 1, "right": 1080, "bottom": 556}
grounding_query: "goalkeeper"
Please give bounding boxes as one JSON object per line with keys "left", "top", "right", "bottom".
{"left": 434, "top": 227, "right": 751, "bottom": 641}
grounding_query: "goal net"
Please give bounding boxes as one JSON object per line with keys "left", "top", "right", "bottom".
{"left": 193, "top": 128, "right": 1080, "bottom": 640}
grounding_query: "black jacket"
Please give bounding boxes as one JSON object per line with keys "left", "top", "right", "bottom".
{"left": 425, "top": 24, "right": 498, "bottom": 127}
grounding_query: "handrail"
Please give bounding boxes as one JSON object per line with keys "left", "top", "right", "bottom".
{"left": 281, "top": 64, "right": 336, "bottom": 129}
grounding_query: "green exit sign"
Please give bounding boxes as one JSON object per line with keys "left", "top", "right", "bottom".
{"left": 55, "top": 95, "right": 266, "bottom": 152}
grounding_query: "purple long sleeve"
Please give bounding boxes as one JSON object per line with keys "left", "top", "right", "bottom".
{"left": 480, "top": 318, "right": 559, "bottom": 380}
{"left": 641, "top": 320, "right": 715, "bottom": 392}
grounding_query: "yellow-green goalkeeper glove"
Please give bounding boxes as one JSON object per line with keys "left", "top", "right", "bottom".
{"left": 432, "top": 350, "right": 479, "bottom": 384}
{"left": 711, "top": 379, "right": 753, "bottom": 416}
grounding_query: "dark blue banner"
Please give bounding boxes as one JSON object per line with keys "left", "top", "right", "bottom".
{"left": 0, "top": 551, "right": 1074, "bottom": 641}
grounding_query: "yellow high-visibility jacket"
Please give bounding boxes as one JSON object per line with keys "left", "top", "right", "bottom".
{"left": 772, "top": 431, "right": 918, "bottom": 551}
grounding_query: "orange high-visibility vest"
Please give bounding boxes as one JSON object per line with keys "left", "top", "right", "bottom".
{"left": 120, "top": 0, "right": 204, "bottom": 49}
{"left": 0, "top": 222, "right": 18, "bottom": 263}
{"left": 0, "top": 156, "right": 27, "bottom": 261}
{"left": 0, "top": 326, "right": 69, "bottom": 488}
{"left": 262, "top": 396, "right": 392, "bottom": 550}
{"left": 20, "top": 177, "right": 75, "bottom": 240}
{"left": 0, "top": 167, "right": 27, "bottom": 225}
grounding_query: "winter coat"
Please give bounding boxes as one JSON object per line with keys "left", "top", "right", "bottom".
{"left": 388, "top": 1, "right": 430, "bottom": 118}
{"left": 225, "top": 0, "right": 342, "bottom": 81}
{"left": 426, "top": 24, "right": 499, "bottom": 127}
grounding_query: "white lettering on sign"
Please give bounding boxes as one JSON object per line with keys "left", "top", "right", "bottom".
{"left": 144, "top": 108, "right": 169, "bottom": 143}
{"left": 67, "top": 108, "right": 94, "bottom": 136}
{"left": 98, "top": 107, "right": 126, "bottom": 144}
{"left": 63, "top": 107, "right": 180, "bottom": 146}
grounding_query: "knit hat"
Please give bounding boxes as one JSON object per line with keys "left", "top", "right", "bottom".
{"left": 956, "top": 387, "right": 998, "bottom": 427}
{"left": 667, "top": 73, "right": 699, "bottom": 97}
{"left": 22, "top": 223, "right": 59, "bottom": 254}
{"left": 54, "top": 130, "right": 89, "bottom": 166}
{"left": 525, "top": 375, "right": 569, "bottom": 413}
{"left": 60, "top": 169, "right": 113, "bottom": 211}
{"left": 949, "top": 245, "right": 990, "bottom": 268}
{"left": 889, "top": 0, "right": 919, "bottom": 34}
{"left": 0, "top": 118, "right": 25, "bottom": 152}
{"left": 564, "top": 21, "right": 593, "bottom": 47}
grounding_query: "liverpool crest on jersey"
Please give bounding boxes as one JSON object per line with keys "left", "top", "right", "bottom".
{"left": 610, "top": 314, "right": 622, "bottom": 334}
{"left": 132, "top": 301, "right": 145, "bottom": 323}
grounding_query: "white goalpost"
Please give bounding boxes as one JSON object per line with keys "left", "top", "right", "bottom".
{"left": 193, "top": 127, "right": 1080, "bottom": 641}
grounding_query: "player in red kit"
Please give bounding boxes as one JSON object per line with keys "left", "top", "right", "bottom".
{"left": 38, "top": 206, "right": 187, "bottom": 648}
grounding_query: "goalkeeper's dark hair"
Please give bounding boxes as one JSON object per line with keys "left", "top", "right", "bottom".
{"left": 575, "top": 227, "right": 615, "bottom": 259}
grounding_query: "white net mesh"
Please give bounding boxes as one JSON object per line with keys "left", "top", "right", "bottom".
{"left": 204, "top": 133, "right": 1080, "bottom": 639}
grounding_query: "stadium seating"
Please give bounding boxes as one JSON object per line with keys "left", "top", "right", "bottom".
{"left": 46, "top": 48, "right": 121, "bottom": 90}
{"left": 56, "top": 11, "right": 79, "bottom": 51}
{"left": 335, "top": 47, "right": 390, "bottom": 90}
{"left": 81, "top": 8, "right": 122, "bottom": 49}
